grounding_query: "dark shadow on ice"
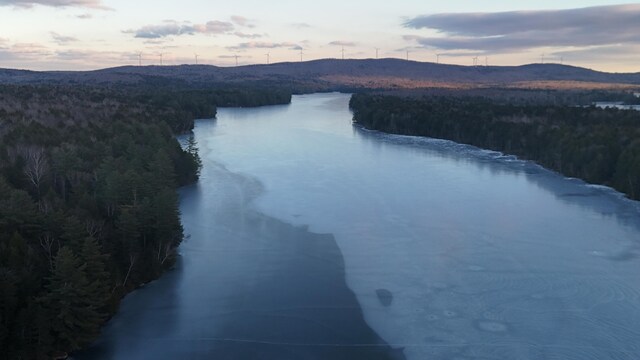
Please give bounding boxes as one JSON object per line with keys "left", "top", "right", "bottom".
{"left": 74, "top": 255, "right": 184, "bottom": 359}
{"left": 376, "top": 289, "right": 394, "bottom": 307}
{"left": 76, "top": 160, "right": 404, "bottom": 360}
{"left": 197, "top": 212, "right": 405, "bottom": 360}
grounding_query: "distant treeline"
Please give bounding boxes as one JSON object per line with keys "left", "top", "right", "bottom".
{"left": 0, "top": 84, "right": 292, "bottom": 133}
{"left": 0, "top": 84, "right": 291, "bottom": 359}
{"left": 350, "top": 94, "right": 640, "bottom": 200}
{"left": 371, "top": 88, "right": 640, "bottom": 106}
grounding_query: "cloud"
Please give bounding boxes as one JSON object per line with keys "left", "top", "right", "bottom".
{"left": 143, "top": 38, "right": 171, "bottom": 45}
{"left": 0, "top": 0, "right": 108, "bottom": 9}
{"left": 1, "top": 41, "right": 188, "bottom": 69}
{"left": 227, "top": 41, "right": 302, "bottom": 51}
{"left": 0, "top": 42, "right": 51, "bottom": 61}
{"left": 52, "top": 48, "right": 149, "bottom": 66}
{"left": 50, "top": 32, "right": 77, "bottom": 44}
{"left": 123, "top": 23, "right": 192, "bottom": 39}
{"left": 234, "top": 32, "right": 264, "bottom": 39}
{"left": 231, "top": 15, "right": 255, "bottom": 28}
{"left": 54, "top": 49, "right": 95, "bottom": 60}
{"left": 124, "top": 20, "right": 234, "bottom": 39}
{"left": 291, "top": 22, "right": 311, "bottom": 29}
{"left": 403, "top": 4, "right": 640, "bottom": 53}
{"left": 194, "top": 20, "right": 234, "bottom": 34}
{"left": 394, "top": 45, "right": 425, "bottom": 52}
{"left": 76, "top": 12, "right": 92, "bottom": 19}
{"left": 52, "top": 48, "right": 128, "bottom": 60}
{"left": 329, "top": 41, "right": 356, "bottom": 47}
{"left": 552, "top": 45, "right": 640, "bottom": 62}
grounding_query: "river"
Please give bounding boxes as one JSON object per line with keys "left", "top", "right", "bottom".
{"left": 78, "top": 93, "right": 640, "bottom": 360}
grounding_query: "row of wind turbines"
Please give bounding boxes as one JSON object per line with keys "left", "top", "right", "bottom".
{"left": 134, "top": 49, "right": 565, "bottom": 67}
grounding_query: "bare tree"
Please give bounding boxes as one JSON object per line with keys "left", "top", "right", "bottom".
{"left": 122, "top": 253, "right": 137, "bottom": 289}
{"left": 37, "top": 198, "right": 53, "bottom": 214}
{"left": 22, "top": 146, "right": 48, "bottom": 198}
{"left": 157, "top": 237, "right": 178, "bottom": 265}
{"left": 85, "top": 219, "right": 105, "bottom": 239}
{"left": 39, "top": 233, "right": 58, "bottom": 271}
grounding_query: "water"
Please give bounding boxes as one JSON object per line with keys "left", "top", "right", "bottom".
{"left": 79, "top": 93, "right": 640, "bottom": 360}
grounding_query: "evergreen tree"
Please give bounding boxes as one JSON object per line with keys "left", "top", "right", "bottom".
{"left": 61, "top": 216, "right": 87, "bottom": 253}
{"left": 0, "top": 268, "right": 18, "bottom": 354}
{"left": 45, "top": 247, "right": 103, "bottom": 351}
{"left": 186, "top": 135, "right": 203, "bottom": 177}
{"left": 80, "top": 237, "right": 111, "bottom": 311}
{"left": 0, "top": 83, "right": 291, "bottom": 358}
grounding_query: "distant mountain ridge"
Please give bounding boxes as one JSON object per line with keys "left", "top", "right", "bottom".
{"left": 1, "top": 59, "right": 639, "bottom": 90}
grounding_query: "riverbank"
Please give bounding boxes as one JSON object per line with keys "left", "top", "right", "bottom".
{"left": 0, "top": 84, "right": 293, "bottom": 359}
{"left": 350, "top": 93, "right": 640, "bottom": 200}
{"left": 199, "top": 93, "right": 640, "bottom": 360}
{"left": 76, "top": 160, "right": 404, "bottom": 360}
{"left": 60, "top": 93, "right": 640, "bottom": 360}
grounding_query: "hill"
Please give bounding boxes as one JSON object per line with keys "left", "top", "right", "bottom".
{"left": 1, "top": 59, "right": 639, "bottom": 91}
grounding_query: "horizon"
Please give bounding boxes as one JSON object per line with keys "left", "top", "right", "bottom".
{"left": 3, "top": 57, "right": 639, "bottom": 75}
{"left": 1, "top": 1, "right": 639, "bottom": 72}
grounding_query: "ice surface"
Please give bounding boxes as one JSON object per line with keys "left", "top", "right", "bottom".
{"left": 204, "top": 93, "right": 640, "bottom": 360}
{"left": 76, "top": 121, "right": 402, "bottom": 359}
{"left": 80, "top": 93, "right": 640, "bottom": 360}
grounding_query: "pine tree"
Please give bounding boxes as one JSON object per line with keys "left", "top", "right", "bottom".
{"left": 148, "top": 150, "right": 176, "bottom": 189}
{"left": 45, "top": 247, "right": 103, "bottom": 351}
{"left": 116, "top": 208, "right": 140, "bottom": 288}
{"left": 80, "top": 237, "right": 111, "bottom": 311}
{"left": 186, "top": 135, "right": 202, "bottom": 176}
{"left": 61, "top": 216, "right": 87, "bottom": 253}
{"left": 14, "top": 299, "right": 54, "bottom": 360}
{"left": 0, "top": 268, "right": 18, "bottom": 355}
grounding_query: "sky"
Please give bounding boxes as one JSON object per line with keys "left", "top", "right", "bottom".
{"left": 0, "top": 0, "right": 639, "bottom": 72}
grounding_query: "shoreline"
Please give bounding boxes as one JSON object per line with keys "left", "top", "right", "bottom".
{"left": 76, "top": 159, "right": 404, "bottom": 360}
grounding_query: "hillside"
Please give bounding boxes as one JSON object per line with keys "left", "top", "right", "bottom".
{"left": 1, "top": 59, "right": 639, "bottom": 91}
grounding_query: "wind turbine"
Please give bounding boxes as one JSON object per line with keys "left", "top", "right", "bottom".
{"left": 234, "top": 54, "right": 239, "bottom": 67}
{"left": 472, "top": 56, "right": 479, "bottom": 66}
{"left": 137, "top": 51, "right": 142, "bottom": 66}
{"left": 194, "top": 53, "right": 199, "bottom": 65}
{"left": 300, "top": 49, "right": 304, "bottom": 62}
{"left": 436, "top": 54, "right": 441, "bottom": 64}
{"left": 406, "top": 50, "right": 410, "bottom": 61}
{"left": 540, "top": 53, "right": 545, "bottom": 64}
{"left": 375, "top": 47, "right": 380, "bottom": 59}
{"left": 265, "top": 52, "right": 270, "bottom": 64}
{"left": 159, "top": 52, "right": 164, "bottom": 66}
{"left": 485, "top": 56, "right": 488, "bottom": 66}
{"left": 341, "top": 46, "right": 345, "bottom": 60}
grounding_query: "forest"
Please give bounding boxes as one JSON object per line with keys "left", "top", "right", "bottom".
{"left": 0, "top": 84, "right": 291, "bottom": 359}
{"left": 350, "top": 93, "right": 640, "bottom": 200}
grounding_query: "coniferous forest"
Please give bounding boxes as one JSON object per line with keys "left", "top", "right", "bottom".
{"left": 0, "top": 84, "right": 291, "bottom": 359}
{"left": 350, "top": 93, "right": 640, "bottom": 200}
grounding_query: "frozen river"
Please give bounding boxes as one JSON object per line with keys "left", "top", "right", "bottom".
{"left": 79, "top": 93, "right": 640, "bottom": 359}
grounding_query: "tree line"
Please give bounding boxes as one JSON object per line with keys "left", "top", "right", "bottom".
{"left": 0, "top": 84, "right": 291, "bottom": 359}
{"left": 350, "top": 93, "right": 640, "bottom": 200}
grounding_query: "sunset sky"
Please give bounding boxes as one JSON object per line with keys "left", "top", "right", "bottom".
{"left": 1, "top": 0, "right": 639, "bottom": 72}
